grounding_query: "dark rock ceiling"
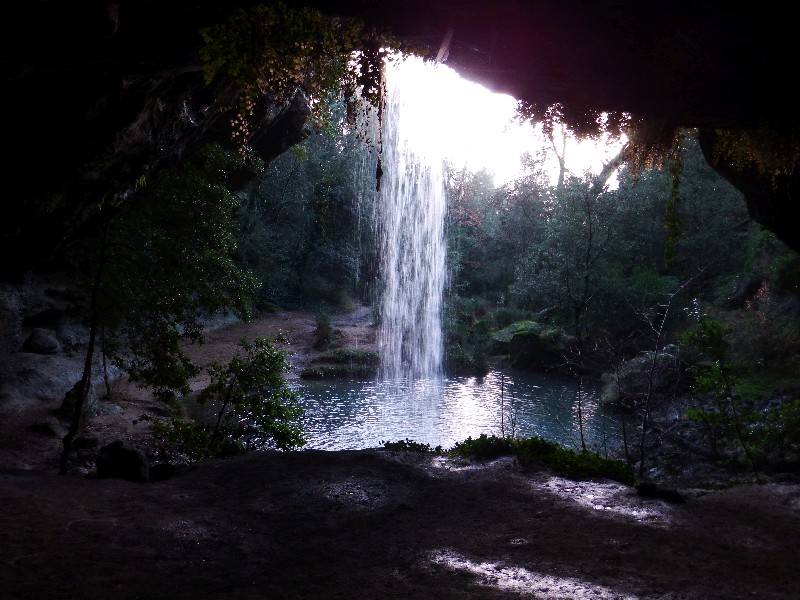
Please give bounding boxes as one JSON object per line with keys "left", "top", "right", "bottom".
{"left": 312, "top": 0, "right": 793, "bottom": 130}
{"left": 1, "top": 0, "right": 797, "bottom": 279}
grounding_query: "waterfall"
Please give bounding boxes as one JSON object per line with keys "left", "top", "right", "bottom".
{"left": 376, "top": 55, "right": 448, "bottom": 383}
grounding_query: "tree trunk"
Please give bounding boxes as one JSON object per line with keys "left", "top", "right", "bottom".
{"left": 60, "top": 228, "right": 107, "bottom": 474}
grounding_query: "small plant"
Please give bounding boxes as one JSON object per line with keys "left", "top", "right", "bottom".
{"left": 322, "top": 348, "right": 380, "bottom": 366}
{"left": 313, "top": 310, "right": 333, "bottom": 349}
{"left": 681, "top": 317, "right": 758, "bottom": 469}
{"left": 751, "top": 397, "right": 800, "bottom": 468}
{"left": 150, "top": 336, "right": 305, "bottom": 463}
{"left": 381, "top": 438, "right": 443, "bottom": 453}
{"left": 448, "top": 434, "right": 634, "bottom": 485}
{"left": 449, "top": 434, "right": 516, "bottom": 460}
{"left": 685, "top": 407, "right": 728, "bottom": 458}
{"left": 300, "top": 347, "right": 380, "bottom": 379}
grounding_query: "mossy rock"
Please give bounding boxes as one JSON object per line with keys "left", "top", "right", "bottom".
{"left": 316, "top": 348, "right": 379, "bottom": 366}
{"left": 300, "top": 348, "right": 379, "bottom": 379}
{"left": 491, "top": 320, "right": 542, "bottom": 343}
{"left": 490, "top": 320, "right": 573, "bottom": 371}
{"left": 300, "top": 363, "right": 377, "bottom": 379}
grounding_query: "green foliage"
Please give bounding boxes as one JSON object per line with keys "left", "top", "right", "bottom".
{"left": 236, "top": 98, "right": 376, "bottom": 309}
{"left": 66, "top": 143, "right": 258, "bottom": 405}
{"left": 299, "top": 364, "right": 352, "bottom": 379}
{"left": 319, "top": 348, "right": 380, "bottom": 366}
{"left": 750, "top": 398, "right": 800, "bottom": 468}
{"left": 736, "top": 374, "right": 800, "bottom": 404}
{"left": 681, "top": 317, "right": 731, "bottom": 363}
{"left": 685, "top": 406, "right": 728, "bottom": 456}
{"left": 199, "top": 3, "right": 361, "bottom": 141}
{"left": 491, "top": 320, "right": 542, "bottom": 344}
{"left": 711, "top": 125, "right": 800, "bottom": 182}
{"left": 686, "top": 385, "right": 800, "bottom": 472}
{"left": 772, "top": 253, "right": 800, "bottom": 294}
{"left": 680, "top": 317, "right": 767, "bottom": 467}
{"left": 491, "top": 307, "right": 534, "bottom": 329}
{"left": 745, "top": 227, "right": 779, "bottom": 273}
{"left": 448, "top": 434, "right": 634, "bottom": 485}
{"left": 125, "top": 322, "right": 201, "bottom": 405}
{"left": 690, "top": 361, "right": 738, "bottom": 396}
{"left": 381, "top": 438, "right": 443, "bottom": 453}
{"left": 203, "top": 337, "right": 305, "bottom": 449}
{"left": 685, "top": 407, "right": 727, "bottom": 426}
{"left": 681, "top": 317, "right": 739, "bottom": 405}
{"left": 446, "top": 168, "right": 506, "bottom": 295}
{"left": 510, "top": 180, "right": 611, "bottom": 339}
{"left": 449, "top": 434, "right": 516, "bottom": 460}
{"left": 488, "top": 320, "right": 571, "bottom": 372}
{"left": 662, "top": 145, "right": 683, "bottom": 268}
{"left": 669, "top": 136, "right": 752, "bottom": 282}
{"left": 606, "top": 268, "right": 682, "bottom": 342}
{"left": 151, "top": 337, "right": 305, "bottom": 464}
{"left": 443, "top": 294, "right": 492, "bottom": 375}
{"left": 313, "top": 309, "right": 333, "bottom": 348}
{"left": 502, "top": 133, "right": 754, "bottom": 342}
{"left": 300, "top": 348, "right": 379, "bottom": 379}
{"left": 197, "top": 1, "right": 413, "bottom": 155}
{"left": 148, "top": 418, "right": 220, "bottom": 465}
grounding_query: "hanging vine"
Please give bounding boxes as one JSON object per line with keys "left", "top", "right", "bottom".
{"left": 663, "top": 136, "right": 684, "bottom": 269}
{"left": 710, "top": 124, "right": 800, "bottom": 188}
{"left": 198, "top": 1, "right": 414, "bottom": 170}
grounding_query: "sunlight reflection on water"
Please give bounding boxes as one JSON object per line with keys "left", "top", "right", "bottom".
{"left": 293, "top": 370, "right": 624, "bottom": 454}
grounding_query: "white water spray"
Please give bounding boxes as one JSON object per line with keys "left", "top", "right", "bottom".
{"left": 376, "top": 55, "right": 448, "bottom": 383}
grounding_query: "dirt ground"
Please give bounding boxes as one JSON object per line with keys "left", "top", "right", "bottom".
{"left": 1, "top": 307, "right": 799, "bottom": 599}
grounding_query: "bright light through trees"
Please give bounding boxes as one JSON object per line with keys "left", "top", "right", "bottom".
{"left": 387, "top": 54, "right": 627, "bottom": 187}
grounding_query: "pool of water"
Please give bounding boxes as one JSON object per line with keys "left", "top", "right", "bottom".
{"left": 292, "top": 369, "right": 624, "bottom": 454}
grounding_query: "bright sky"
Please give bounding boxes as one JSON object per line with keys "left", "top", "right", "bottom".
{"left": 386, "top": 54, "right": 627, "bottom": 187}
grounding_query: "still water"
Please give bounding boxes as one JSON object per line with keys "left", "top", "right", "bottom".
{"left": 292, "top": 369, "right": 624, "bottom": 454}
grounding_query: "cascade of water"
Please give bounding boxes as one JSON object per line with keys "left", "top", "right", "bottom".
{"left": 376, "top": 56, "right": 448, "bottom": 383}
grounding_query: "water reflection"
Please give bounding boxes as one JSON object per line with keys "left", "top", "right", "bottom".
{"left": 293, "top": 369, "right": 624, "bottom": 454}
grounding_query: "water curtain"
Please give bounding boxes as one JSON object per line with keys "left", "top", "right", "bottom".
{"left": 376, "top": 55, "right": 448, "bottom": 383}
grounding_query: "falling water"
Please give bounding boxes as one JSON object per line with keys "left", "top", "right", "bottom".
{"left": 376, "top": 55, "right": 448, "bottom": 383}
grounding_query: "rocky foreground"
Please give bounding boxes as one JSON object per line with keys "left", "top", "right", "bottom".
{"left": 1, "top": 448, "right": 799, "bottom": 599}
{"left": 1, "top": 309, "right": 799, "bottom": 599}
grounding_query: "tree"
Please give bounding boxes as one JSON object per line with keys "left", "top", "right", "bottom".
{"left": 446, "top": 167, "right": 499, "bottom": 296}
{"left": 505, "top": 131, "right": 756, "bottom": 345}
{"left": 511, "top": 176, "right": 614, "bottom": 341}
{"left": 60, "top": 143, "right": 258, "bottom": 472}
{"left": 236, "top": 99, "right": 377, "bottom": 310}
{"left": 150, "top": 337, "right": 305, "bottom": 463}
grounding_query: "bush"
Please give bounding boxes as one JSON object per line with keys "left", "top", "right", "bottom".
{"left": 491, "top": 306, "right": 534, "bottom": 329}
{"left": 313, "top": 310, "right": 334, "bottom": 349}
{"left": 449, "top": 433, "right": 634, "bottom": 485}
{"left": 443, "top": 296, "right": 492, "bottom": 375}
{"left": 321, "top": 348, "right": 380, "bottom": 365}
{"left": 300, "top": 347, "right": 379, "bottom": 379}
{"left": 149, "top": 337, "right": 305, "bottom": 464}
{"left": 752, "top": 397, "right": 800, "bottom": 469}
{"left": 381, "top": 438, "right": 443, "bottom": 453}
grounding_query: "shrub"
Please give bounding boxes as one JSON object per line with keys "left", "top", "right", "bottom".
{"left": 492, "top": 306, "right": 534, "bottom": 329}
{"left": 321, "top": 348, "right": 380, "bottom": 365}
{"left": 381, "top": 438, "right": 443, "bottom": 453}
{"left": 149, "top": 337, "right": 305, "bottom": 463}
{"left": 300, "top": 348, "right": 379, "bottom": 379}
{"left": 449, "top": 433, "right": 635, "bottom": 485}
{"left": 313, "top": 310, "right": 334, "bottom": 349}
{"left": 751, "top": 397, "right": 800, "bottom": 469}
